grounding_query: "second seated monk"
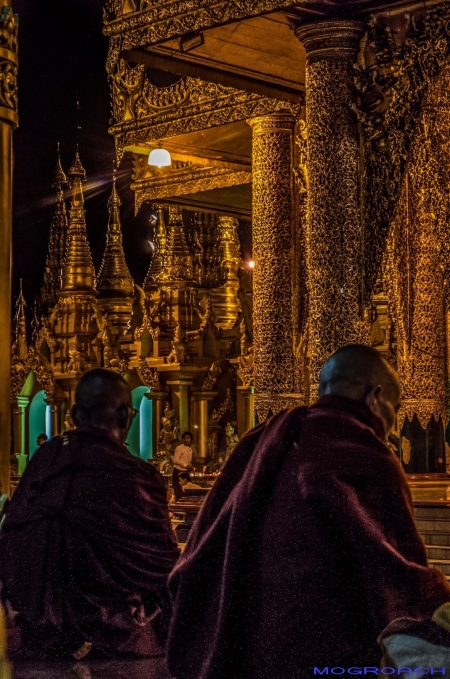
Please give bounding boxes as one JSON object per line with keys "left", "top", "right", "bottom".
{"left": 167, "top": 344, "right": 450, "bottom": 678}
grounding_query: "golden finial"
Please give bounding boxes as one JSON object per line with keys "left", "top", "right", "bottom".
{"left": 42, "top": 146, "right": 70, "bottom": 309}
{"left": 53, "top": 142, "right": 67, "bottom": 191}
{"left": 68, "top": 144, "right": 87, "bottom": 182}
{"left": 60, "top": 148, "right": 96, "bottom": 295}
{"left": 97, "top": 171, "right": 134, "bottom": 301}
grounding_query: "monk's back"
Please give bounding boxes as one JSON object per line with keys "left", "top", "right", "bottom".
{"left": 0, "top": 429, "right": 180, "bottom": 660}
{"left": 168, "top": 395, "right": 450, "bottom": 679}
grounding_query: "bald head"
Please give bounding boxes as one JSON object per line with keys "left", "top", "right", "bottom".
{"left": 71, "top": 369, "right": 133, "bottom": 442}
{"left": 319, "top": 344, "right": 400, "bottom": 436}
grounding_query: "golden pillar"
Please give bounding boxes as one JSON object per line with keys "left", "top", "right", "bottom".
{"left": 145, "top": 391, "right": 168, "bottom": 458}
{"left": 167, "top": 380, "right": 191, "bottom": 437}
{"left": 295, "top": 21, "right": 367, "bottom": 399}
{"left": 384, "top": 67, "right": 450, "bottom": 482}
{"left": 0, "top": 4, "right": 18, "bottom": 495}
{"left": 192, "top": 391, "right": 216, "bottom": 464}
{"left": 236, "top": 385, "right": 255, "bottom": 438}
{"left": 45, "top": 399, "right": 64, "bottom": 439}
{"left": 15, "top": 395, "right": 28, "bottom": 475}
{"left": 248, "top": 113, "right": 303, "bottom": 421}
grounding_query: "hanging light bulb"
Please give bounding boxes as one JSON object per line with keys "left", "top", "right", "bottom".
{"left": 148, "top": 143, "right": 171, "bottom": 168}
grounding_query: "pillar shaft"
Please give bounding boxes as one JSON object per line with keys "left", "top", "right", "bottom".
{"left": 192, "top": 392, "right": 216, "bottom": 463}
{"left": 386, "top": 65, "right": 450, "bottom": 476}
{"left": 248, "top": 113, "right": 302, "bottom": 421}
{"left": 295, "top": 21, "right": 366, "bottom": 398}
{"left": 236, "top": 386, "right": 255, "bottom": 437}
{"left": 0, "top": 3, "right": 18, "bottom": 494}
{"left": 167, "top": 381, "right": 191, "bottom": 437}
{"left": 146, "top": 391, "right": 168, "bottom": 458}
{"left": 46, "top": 400, "right": 64, "bottom": 439}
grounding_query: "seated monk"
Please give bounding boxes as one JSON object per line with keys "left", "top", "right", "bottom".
{"left": 0, "top": 369, "right": 180, "bottom": 661}
{"left": 167, "top": 344, "right": 450, "bottom": 678}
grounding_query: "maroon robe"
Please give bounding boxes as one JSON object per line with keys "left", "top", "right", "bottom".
{"left": 167, "top": 396, "right": 450, "bottom": 679}
{"left": 0, "top": 428, "right": 180, "bottom": 660}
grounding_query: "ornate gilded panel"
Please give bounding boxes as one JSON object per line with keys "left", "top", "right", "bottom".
{"left": 109, "top": 62, "right": 300, "bottom": 155}
{"left": 104, "top": 0, "right": 300, "bottom": 45}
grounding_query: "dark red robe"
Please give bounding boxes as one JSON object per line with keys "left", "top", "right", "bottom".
{"left": 0, "top": 428, "right": 180, "bottom": 660}
{"left": 167, "top": 395, "right": 450, "bottom": 679}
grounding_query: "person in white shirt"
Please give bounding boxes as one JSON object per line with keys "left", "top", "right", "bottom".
{"left": 172, "top": 432, "right": 194, "bottom": 501}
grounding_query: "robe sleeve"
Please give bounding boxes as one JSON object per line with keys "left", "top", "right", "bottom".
{"left": 299, "top": 452, "right": 450, "bottom": 632}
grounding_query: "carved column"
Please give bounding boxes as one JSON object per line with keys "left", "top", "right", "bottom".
{"left": 192, "top": 391, "right": 217, "bottom": 464}
{"left": 45, "top": 399, "right": 64, "bottom": 439}
{"left": 295, "top": 21, "right": 367, "bottom": 399}
{"left": 168, "top": 380, "right": 192, "bottom": 437}
{"left": 0, "top": 4, "right": 18, "bottom": 493}
{"left": 145, "top": 390, "right": 167, "bottom": 458}
{"left": 16, "top": 396, "right": 28, "bottom": 475}
{"left": 385, "top": 67, "right": 450, "bottom": 479}
{"left": 248, "top": 113, "right": 303, "bottom": 421}
{"left": 236, "top": 385, "right": 255, "bottom": 437}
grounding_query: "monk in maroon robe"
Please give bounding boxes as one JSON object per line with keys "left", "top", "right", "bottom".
{"left": 0, "top": 369, "right": 180, "bottom": 661}
{"left": 167, "top": 345, "right": 450, "bottom": 678}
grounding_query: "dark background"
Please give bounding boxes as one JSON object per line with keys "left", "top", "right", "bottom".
{"left": 12, "top": 0, "right": 161, "bottom": 307}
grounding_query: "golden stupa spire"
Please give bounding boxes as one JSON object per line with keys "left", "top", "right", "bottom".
{"left": 158, "top": 205, "right": 194, "bottom": 283}
{"left": 13, "top": 279, "right": 28, "bottom": 360}
{"left": 60, "top": 146, "right": 96, "bottom": 294}
{"left": 97, "top": 171, "right": 134, "bottom": 300}
{"left": 41, "top": 144, "right": 70, "bottom": 309}
{"left": 143, "top": 205, "right": 167, "bottom": 293}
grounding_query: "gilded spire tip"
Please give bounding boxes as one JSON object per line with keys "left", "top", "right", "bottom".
{"left": 68, "top": 147, "right": 87, "bottom": 182}
{"left": 53, "top": 143, "right": 68, "bottom": 190}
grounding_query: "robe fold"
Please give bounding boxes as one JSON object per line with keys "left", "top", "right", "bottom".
{"left": 167, "top": 395, "right": 450, "bottom": 679}
{"left": 0, "top": 428, "right": 180, "bottom": 660}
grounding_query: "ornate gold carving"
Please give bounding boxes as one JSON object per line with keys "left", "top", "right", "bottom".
{"left": 248, "top": 113, "right": 303, "bottom": 419}
{"left": 0, "top": 6, "right": 18, "bottom": 126}
{"left": 193, "top": 212, "right": 227, "bottom": 289}
{"left": 66, "top": 336, "right": 89, "bottom": 374}
{"left": 354, "top": 6, "right": 450, "bottom": 300}
{"left": 61, "top": 151, "right": 96, "bottom": 295}
{"left": 41, "top": 148, "right": 69, "bottom": 311}
{"left": 211, "top": 216, "right": 242, "bottom": 329}
{"left": 97, "top": 175, "right": 134, "bottom": 302}
{"left": 138, "top": 356, "right": 159, "bottom": 388}
{"left": 209, "top": 388, "right": 233, "bottom": 426}
{"left": 202, "top": 360, "right": 221, "bottom": 391}
{"left": 401, "top": 436, "right": 411, "bottom": 465}
{"left": 167, "top": 322, "right": 187, "bottom": 364}
{"left": 103, "top": 0, "right": 305, "bottom": 44}
{"left": 158, "top": 206, "right": 194, "bottom": 283}
{"left": 295, "top": 20, "right": 364, "bottom": 60}
{"left": 109, "top": 61, "right": 299, "bottom": 153}
{"left": 134, "top": 165, "right": 251, "bottom": 211}
{"left": 384, "top": 64, "right": 450, "bottom": 429}
{"left": 297, "top": 21, "right": 370, "bottom": 398}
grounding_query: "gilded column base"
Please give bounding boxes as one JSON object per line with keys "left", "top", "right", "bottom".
{"left": 255, "top": 393, "right": 304, "bottom": 422}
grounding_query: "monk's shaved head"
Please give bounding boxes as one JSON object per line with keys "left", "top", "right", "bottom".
{"left": 72, "top": 369, "right": 133, "bottom": 441}
{"left": 319, "top": 344, "right": 401, "bottom": 436}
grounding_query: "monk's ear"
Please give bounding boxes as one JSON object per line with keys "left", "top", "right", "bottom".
{"left": 117, "top": 404, "right": 129, "bottom": 429}
{"left": 71, "top": 404, "right": 80, "bottom": 427}
{"left": 365, "top": 384, "right": 381, "bottom": 408}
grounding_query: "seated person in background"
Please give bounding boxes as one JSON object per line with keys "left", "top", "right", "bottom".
{"left": 178, "top": 473, "right": 203, "bottom": 494}
{"left": 0, "top": 369, "right": 180, "bottom": 661}
{"left": 172, "top": 432, "right": 194, "bottom": 502}
{"left": 36, "top": 433, "right": 48, "bottom": 447}
{"left": 167, "top": 344, "right": 450, "bottom": 679}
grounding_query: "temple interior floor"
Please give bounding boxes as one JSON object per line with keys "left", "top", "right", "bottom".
{"left": 5, "top": 658, "right": 171, "bottom": 679}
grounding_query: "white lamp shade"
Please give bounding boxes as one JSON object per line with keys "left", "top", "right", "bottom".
{"left": 148, "top": 147, "right": 171, "bottom": 168}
